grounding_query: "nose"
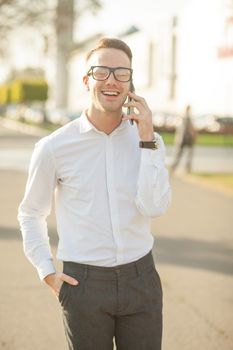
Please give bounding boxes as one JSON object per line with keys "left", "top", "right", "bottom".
{"left": 106, "top": 71, "right": 117, "bottom": 84}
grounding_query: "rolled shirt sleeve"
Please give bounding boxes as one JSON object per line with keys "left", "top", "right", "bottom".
{"left": 136, "top": 133, "right": 171, "bottom": 217}
{"left": 18, "top": 139, "right": 57, "bottom": 280}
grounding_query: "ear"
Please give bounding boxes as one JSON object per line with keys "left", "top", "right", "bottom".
{"left": 83, "top": 75, "right": 89, "bottom": 90}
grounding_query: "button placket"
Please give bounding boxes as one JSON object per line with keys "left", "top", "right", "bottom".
{"left": 105, "top": 136, "right": 124, "bottom": 264}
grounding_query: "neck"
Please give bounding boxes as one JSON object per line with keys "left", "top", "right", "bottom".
{"left": 86, "top": 107, "right": 123, "bottom": 135}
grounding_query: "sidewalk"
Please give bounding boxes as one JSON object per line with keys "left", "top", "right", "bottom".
{"left": 166, "top": 145, "right": 233, "bottom": 173}
{"left": 153, "top": 176, "right": 233, "bottom": 350}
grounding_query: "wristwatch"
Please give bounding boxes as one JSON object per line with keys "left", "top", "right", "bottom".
{"left": 139, "top": 137, "right": 159, "bottom": 150}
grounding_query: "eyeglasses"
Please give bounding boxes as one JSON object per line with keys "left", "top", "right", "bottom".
{"left": 87, "top": 65, "right": 133, "bottom": 82}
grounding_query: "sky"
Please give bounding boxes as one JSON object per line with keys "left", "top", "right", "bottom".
{"left": 76, "top": 0, "right": 190, "bottom": 39}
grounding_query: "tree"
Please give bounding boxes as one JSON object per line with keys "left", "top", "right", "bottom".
{"left": 0, "top": 0, "right": 101, "bottom": 108}
{"left": 0, "top": 0, "right": 51, "bottom": 57}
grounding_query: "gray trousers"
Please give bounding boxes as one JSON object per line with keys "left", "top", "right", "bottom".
{"left": 59, "top": 251, "right": 163, "bottom": 350}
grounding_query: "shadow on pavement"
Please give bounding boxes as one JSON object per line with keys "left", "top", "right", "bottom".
{"left": 155, "top": 235, "right": 233, "bottom": 276}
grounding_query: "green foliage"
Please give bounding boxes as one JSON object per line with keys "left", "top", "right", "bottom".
{"left": 193, "top": 173, "right": 233, "bottom": 193}
{"left": 160, "top": 132, "right": 233, "bottom": 147}
{"left": 0, "top": 79, "right": 48, "bottom": 104}
{"left": 0, "top": 84, "right": 11, "bottom": 104}
{"left": 196, "top": 133, "right": 233, "bottom": 147}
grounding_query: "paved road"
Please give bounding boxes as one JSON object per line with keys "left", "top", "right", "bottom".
{"left": 166, "top": 145, "right": 233, "bottom": 173}
{"left": 0, "top": 124, "right": 233, "bottom": 350}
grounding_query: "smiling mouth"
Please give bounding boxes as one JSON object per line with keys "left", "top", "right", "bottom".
{"left": 102, "top": 91, "right": 120, "bottom": 96}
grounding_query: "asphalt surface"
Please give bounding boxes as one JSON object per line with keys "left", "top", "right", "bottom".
{"left": 0, "top": 122, "right": 233, "bottom": 350}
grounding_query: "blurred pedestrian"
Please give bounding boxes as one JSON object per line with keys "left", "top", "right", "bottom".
{"left": 171, "top": 104, "right": 197, "bottom": 173}
{"left": 18, "top": 37, "right": 171, "bottom": 350}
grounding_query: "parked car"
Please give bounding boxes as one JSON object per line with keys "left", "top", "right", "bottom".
{"left": 215, "top": 116, "right": 233, "bottom": 134}
{"left": 46, "top": 108, "right": 81, "bottom": 125}
{"left": 153, "top": 111, "right": 225, "bottom": 134}
{"left": 4, "top": 104, "right": 45, "bottom": 123}
{"left": 152, "top": 112, "right": 181, "bottom": 132}
{"left": 5, "top": 104, "right": 21, "bottom": 120}
{"left": 23, "top": 106, "right": 46, "bottom": 124}
{"left": 192, "top": 114, "right": 221, "bottom": 133}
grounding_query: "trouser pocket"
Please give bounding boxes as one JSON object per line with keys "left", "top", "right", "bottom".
{"left": 58, "top": 281, "right": 70, "bottom": 306}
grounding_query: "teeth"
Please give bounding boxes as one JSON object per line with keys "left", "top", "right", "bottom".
{"left": 103, "top": 91, "right": 119, "bottom": 96}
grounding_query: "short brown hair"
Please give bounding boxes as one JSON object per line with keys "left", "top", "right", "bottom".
{"left": 86, "top": 37, "right": 132, "bottom": 63}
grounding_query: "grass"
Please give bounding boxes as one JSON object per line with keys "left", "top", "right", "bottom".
{"left": 192, "top": 173, "right": 233, "bottom": 194}
{"left": 160, "top": 132, "right": 233, "bottom": 147}
{"left": 196, "top": 134, "right": 233, "bottom": 147}
{"left": 160, "top": 132, "right": 175, "bottom": 145}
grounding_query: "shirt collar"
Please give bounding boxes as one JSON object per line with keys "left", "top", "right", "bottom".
{"left": 78, "top": 110, "right": 129, "bottom": 135}
{"left": 78, "top": 111, "right": 95, "bottom": 134}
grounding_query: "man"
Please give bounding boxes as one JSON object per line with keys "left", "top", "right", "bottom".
{"left": 171, "top": 104, "right": 197, "bottom": 173}
{"left": 18, "top": 37, "right": 171, "bottom": 350}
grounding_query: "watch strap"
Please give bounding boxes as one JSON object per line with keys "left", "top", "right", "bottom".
{"left": 139, "top": 139, "right": 159, "bottom": 150}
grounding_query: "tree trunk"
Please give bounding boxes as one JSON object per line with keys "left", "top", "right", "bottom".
{"left": 55, "top": 0, "right": 74, "bottom": 108}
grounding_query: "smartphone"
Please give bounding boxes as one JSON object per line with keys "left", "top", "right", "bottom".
{"left": 127, "top": 81, "right": 135, "bottom": 125}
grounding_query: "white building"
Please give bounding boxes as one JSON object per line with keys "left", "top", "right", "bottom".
{"left": 68, "top": 0, "right": 233, "bottom": 116}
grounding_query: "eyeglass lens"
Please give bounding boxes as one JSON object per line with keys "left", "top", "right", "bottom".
{"left": 91, "top": 66, "right": 131, "bottom": 82}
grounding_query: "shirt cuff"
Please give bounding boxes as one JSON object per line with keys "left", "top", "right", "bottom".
{"left": 140, "top": 132, "right": 165, "bottom": 167}
{"left": 37, "top": 259, "right": 56, "bottom": 281}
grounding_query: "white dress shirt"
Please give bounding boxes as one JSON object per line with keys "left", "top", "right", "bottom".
{"left": 18, "top": 112, "right": 171, "bottom": 280}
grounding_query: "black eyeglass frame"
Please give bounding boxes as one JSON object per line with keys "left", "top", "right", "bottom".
{"left": 87, "top": 65, "right": 133, "bottom": 82}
